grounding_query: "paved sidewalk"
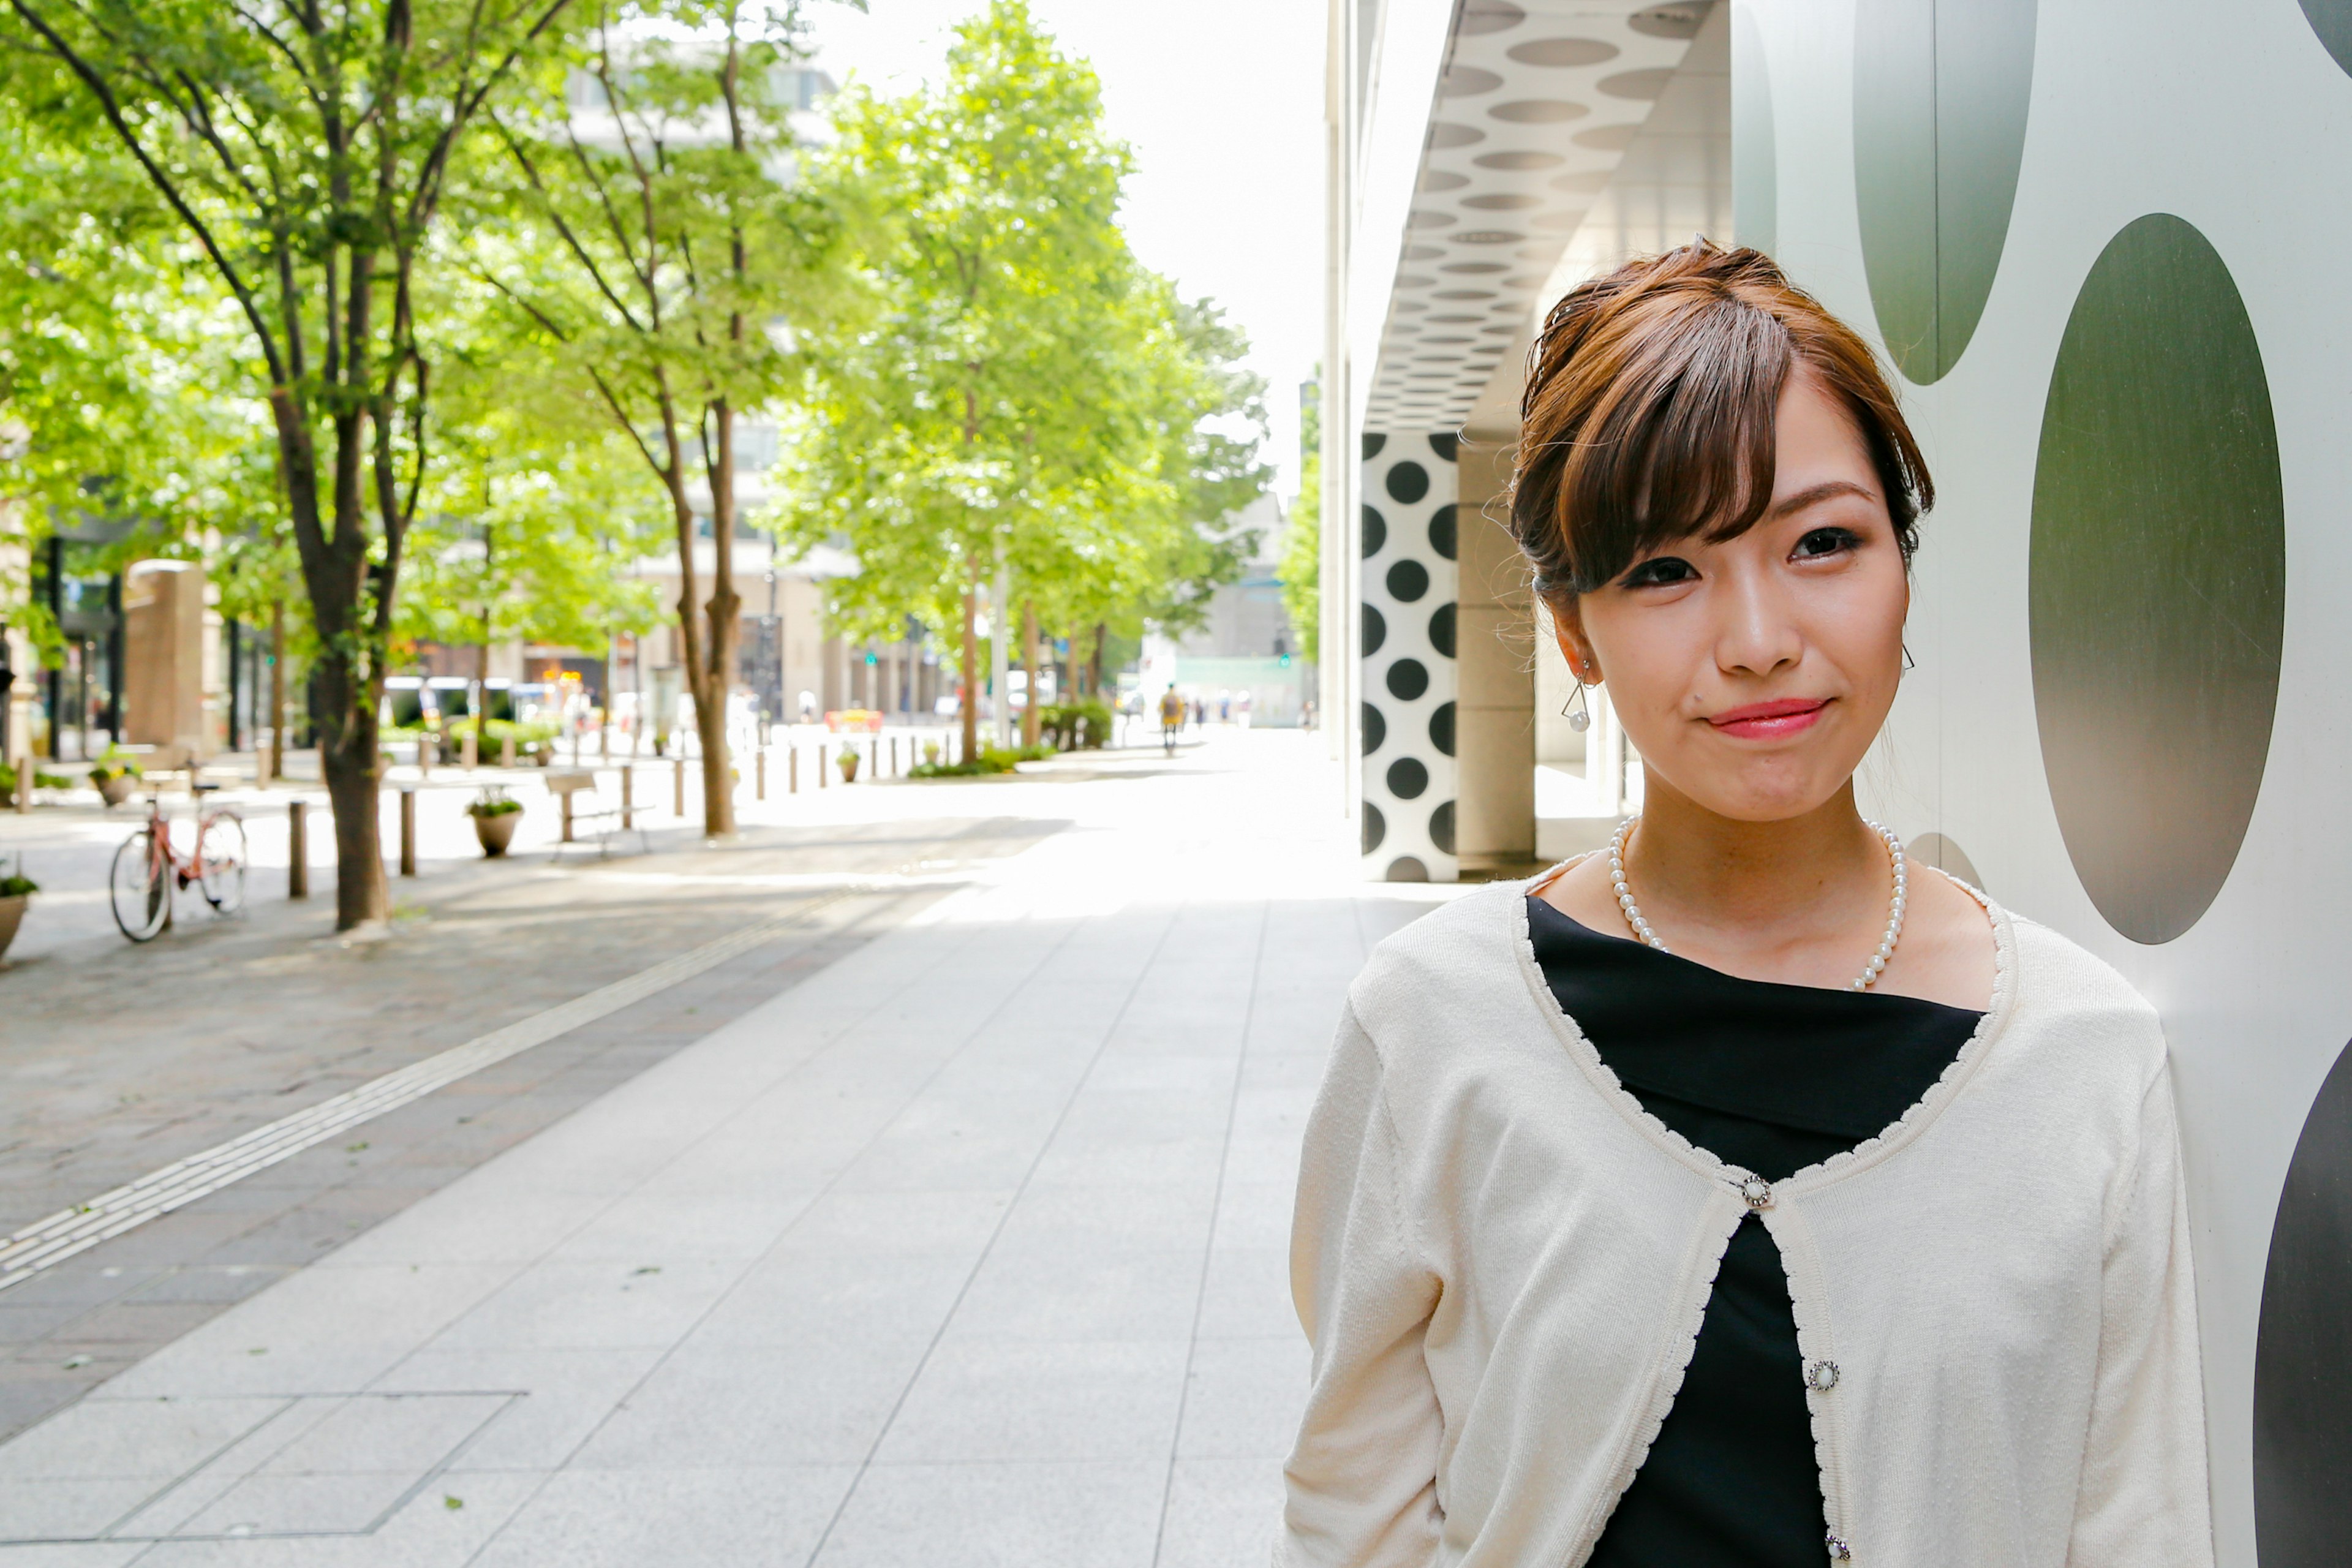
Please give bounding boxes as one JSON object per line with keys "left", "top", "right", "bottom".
{"left": 0, "top": 731, "right": 1446, "bottom": 1565}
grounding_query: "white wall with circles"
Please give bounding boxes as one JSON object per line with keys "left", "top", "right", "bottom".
{"left": 1357, "top": 431, "right": 1460, "bottom": 882}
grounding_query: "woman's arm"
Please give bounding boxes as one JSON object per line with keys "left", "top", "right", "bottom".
{"left": 2068, "top": 1062, "right": 2215, "bottom": 1567}
{"left": 1278, "top": 1007, "right": 1446, "bottom": 1568}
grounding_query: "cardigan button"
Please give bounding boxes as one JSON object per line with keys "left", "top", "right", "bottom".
{"left": 1739, "top": 1175, "right": 1773, "bottom": 1210}
{"left": 1825, "top": 1531, "right": 1852, "bottom": 1561}
{"left": 1805, "top": 1360, "right": 1841, "bottom": 1392}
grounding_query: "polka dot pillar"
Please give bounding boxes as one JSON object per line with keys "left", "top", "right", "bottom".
{"left": 1360, "top": 431, "right": 1459, "bottom": 882}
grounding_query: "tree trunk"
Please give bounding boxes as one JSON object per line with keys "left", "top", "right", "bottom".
{"left": 960, "top": 581, "right": 980, "bottom": 764}
{"left": 267, "top": 601, "right": 287, "bottom": 783}
{"left": 1090, "top": 622, "right": 1106, "bottom": 701}
{"left": 475, "top": 637, "right": 491, "bottom": 758}
{"left": 1020, "top": 600, "right": 1042, "bottom": 749}
{"left": 698, "top": 400, "right": 741, "bottom": 834}
{"left": 312, "top": 649, "right": 386, "bottom": 929}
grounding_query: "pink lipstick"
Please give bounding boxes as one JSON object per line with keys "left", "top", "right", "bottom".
{"left": 1706, "top": 698, "right": 1828, "bottom": 740}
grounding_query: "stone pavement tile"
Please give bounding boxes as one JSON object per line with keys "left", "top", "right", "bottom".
{"left": 767, "top": 1188, "right": 1013, "bottom": 1259}
{"left": 116, "top": 1467, "right": 541, "bottom": 1568}
{"left": 872, "top": 1338, "right": 1189, "bottom": 1464}
{"left": 1175, "top": 1336, "right": 1310, "bottom": 1461}
{"left": 1155, "top": 1456, "right": 1285, "bottom": 1568}
{"left": 568, "top": 1341, "right": 922, "bottom": 1470}
{"left": 421, "top": 1257, "right": 747, "bottom": 1354}
{"left": 466, "top": 1464, "right": 857, "bottom": 1568}
{"left": 0, "top": 1476, "right": 160, "bottom": 1544}
{"left": 116, "top": 1272, "right": 289, "bottom": 1311}
{"left": 687, "top": 1248, "right": 974, "bottom": 1353}
{"left": 42, "top": 1306, "right": 222, "bottom": 1355}
{"left": 366, "top": 1348, "right": 665, "bottom": 1472}
{"left": 815, "top": 1460, "right": 1164, "bottom": 1568}
{"left": 1196, "top": 1245, "right": 1294, "bottom": 1343}
{"left": 943, "top": 1242, "right": 1202, "bottom": 1344}
{"left": 0, "top": 1309, "right": 86, "bottom": 1349}
{"left": 101, "top": 1265, "right": 519, "bottom": 1400}
{"left": 996, "top": 1180, "right": 1218, "bottom": 1257}
{"left": 538, "top": 1188, "right": 815, "bottom": 1267}
{"left": 0, "top": 1375, "right": 111, "bottom": 1441}
{"left": 0, "top": 1544, "right": 145, "bottom": 1566}
{"left": 1208, "top": 1179, "right": 1298, "bottom": 1253}
{"left": 312, "top": 1187, "right": 608, "bottom": 1270}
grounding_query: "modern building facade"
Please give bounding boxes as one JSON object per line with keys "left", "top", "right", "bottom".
{"left": 1327, "top": 1, "right": 2350, "bottom": 1561}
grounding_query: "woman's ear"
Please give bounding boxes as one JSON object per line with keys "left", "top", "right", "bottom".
{"left": 1551, "top": 597, "right": 1599, "bottom": 684}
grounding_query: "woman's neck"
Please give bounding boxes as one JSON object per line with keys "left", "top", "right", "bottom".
{"left": 1621, "top": 779, "right": 1892, "bottom": 957}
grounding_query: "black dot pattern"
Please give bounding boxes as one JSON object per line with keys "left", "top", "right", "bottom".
{"left": 1360, "top": 429, "right": 1458, "bottom": 880}
{"left": 1387, "top": 559, "right": 1431, "bottom": 603}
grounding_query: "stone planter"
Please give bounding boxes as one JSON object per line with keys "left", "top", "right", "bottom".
{"left": 0, "top": 894, "right": 27, "bottom": 961}
{"left": 837, "top": 750, "right": 861, "bottom": 783}
{"left": 472, "top": 810, "right": 520, "bottom": 857}
{"left": 96, "top": 774, "right": 135, "bottom": 807}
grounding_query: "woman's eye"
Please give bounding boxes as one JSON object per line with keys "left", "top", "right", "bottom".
{"left": 1619, "top": 555, "right": 1697, "bottom": 587}
{"left": 1792, "top": 527, "right": 1860, "bottom": 560}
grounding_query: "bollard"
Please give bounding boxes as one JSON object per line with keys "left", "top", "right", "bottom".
{"left": 399, "top": 787, "right": 417, "bottom": 876}
{"left": 418, "top": 734, "right": 433, "bottom": 779}
{"left": 500, "top": 733, "right": 515, "bottom": 769}
{"left": 620, "top": 764, "right": 634, "bottom": 830}
{"left": 461, "top": 728, "right": 478, "bottom": 769}
{"left": 288, "top": 799, "right": 309, "bottom": 898}
{"left": 674, "top": 756, "right": 686, "bottom": 816}
{"left": 756, "top": 747, "right": 767, "bottom": 801}
{"left": 818, "top": 743, "right": 827, "bottom": 788}
{"left": 790, "top": 747, "right": 799, "bottom": 793}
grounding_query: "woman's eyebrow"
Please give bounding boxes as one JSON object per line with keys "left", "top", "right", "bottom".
{"left": 1765, "top": 480, "right": 1877, "bottom": 518}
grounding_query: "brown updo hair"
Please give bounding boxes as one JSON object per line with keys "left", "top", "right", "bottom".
{"left": 1509, "top": 239, "right": 1932, "bottom": 614}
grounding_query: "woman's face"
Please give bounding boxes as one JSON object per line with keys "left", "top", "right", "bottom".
{"left": 1556, "top": 367, "right": 1909, "bottom": 824}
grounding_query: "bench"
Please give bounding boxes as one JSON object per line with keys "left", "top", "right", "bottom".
{"left": 545, "top": 770, "right": 649, "bottom": 858}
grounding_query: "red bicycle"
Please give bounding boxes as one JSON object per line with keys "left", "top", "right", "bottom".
{"left": 110, "top": 784, "right": 246, "bottom": 941}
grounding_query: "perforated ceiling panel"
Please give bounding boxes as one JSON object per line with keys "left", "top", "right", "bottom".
{"left": 1365, "top": 0, "right": 1714, "bottom": 432}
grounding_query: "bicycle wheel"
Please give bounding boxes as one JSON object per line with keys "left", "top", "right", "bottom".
{"left": 110, "top": 829, "right": 171, "bottom": 941}
{"left": 198, "top": 810, "right": 247, "bottom": 913}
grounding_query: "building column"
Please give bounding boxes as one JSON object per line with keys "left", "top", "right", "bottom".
{"left": 1358, "top": 431, "right": 1459, "bottom": 881}
{"left": 1454, "top": 439, "right": 1536, "bottom": 872}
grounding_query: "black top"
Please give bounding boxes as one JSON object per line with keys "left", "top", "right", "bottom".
{"left": 1525, "top": 895, "right": 1983, "bottom": 1568}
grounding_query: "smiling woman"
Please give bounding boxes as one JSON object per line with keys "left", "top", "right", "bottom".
{"left": 1278, "top": 241, "right": 2213, "bottom": 1568}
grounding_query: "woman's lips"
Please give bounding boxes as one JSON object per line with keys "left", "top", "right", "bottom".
{"left": 1706, "top": 698, "right": 1828, "bottom": 740}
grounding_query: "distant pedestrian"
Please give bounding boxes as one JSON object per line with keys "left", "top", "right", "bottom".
{"left": 1158, "top": 687, "right": 1185, "bottom": 754}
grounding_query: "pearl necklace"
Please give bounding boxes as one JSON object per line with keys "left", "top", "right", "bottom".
{"left": 1606, "top": 816, "right": 1909, "bottom": 991}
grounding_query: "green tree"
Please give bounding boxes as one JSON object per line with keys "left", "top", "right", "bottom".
{"left": 1279, "top": 375, "right": 1321, "bottom": 666}
{"left": 4, "top": 0, "right": 577, "bottom": 928}
{"left": 780, "top": 0, "right": 1265, "bottom": 762}
{"left": 470, "top": 0, "right": 848, "bottom": 832}
{"left": 0, "top": 99, "right": 279, "bottom": 644}
{"left": 397, "top": 413, "right": 665, "bottom": 755}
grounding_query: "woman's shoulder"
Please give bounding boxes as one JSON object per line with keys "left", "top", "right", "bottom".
{"left": 1994, "top": 903, "right": 2170, "bottom": 1088}
{"left": 1347, "top": 881, "right": 1529, "bottom": 1009}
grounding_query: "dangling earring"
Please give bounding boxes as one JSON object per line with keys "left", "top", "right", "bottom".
{"left": 1562, "top": 678, "right": 1592, "bottom": 733}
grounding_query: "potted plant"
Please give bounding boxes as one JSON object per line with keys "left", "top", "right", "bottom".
{"left": 466, "top": 786, "right": 523, "bottom": 856}
{"left": 837, "top": 747, "right": 861, "bottom": 783}
{"left": 86, "top": 748, "right": 143, "bottom": 807}
{"left": 0, "top": 858, "right": 34, "bottom": 961}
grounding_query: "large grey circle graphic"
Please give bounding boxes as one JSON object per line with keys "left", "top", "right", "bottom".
{"left": 1852, "top": 0, "right": 2036, "bottom": 383}
{"left": 2299, "top": 0, "right": 2352, "bottom": 75}
{"left": 2029, "top": 214, "right": 2284, "bottom": 944}
{"left": 1905, "top": 831, "right": 1983, "bottom": 892}
{"left": 2255, "top": 1038, "right": 2352, "bottom": 1565}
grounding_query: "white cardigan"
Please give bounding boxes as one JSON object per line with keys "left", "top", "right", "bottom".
{"left": 1279, "top": 880, "right": 2211, "bottom": 1568}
